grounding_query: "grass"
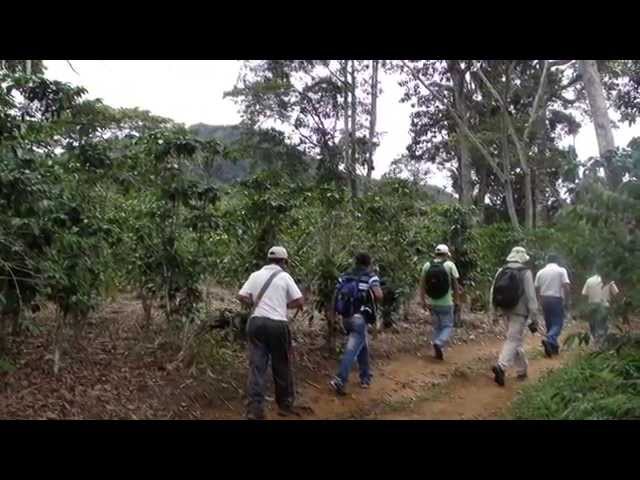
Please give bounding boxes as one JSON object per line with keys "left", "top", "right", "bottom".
{"left": 510, "top": 341, "right": 640, "bottom": 419}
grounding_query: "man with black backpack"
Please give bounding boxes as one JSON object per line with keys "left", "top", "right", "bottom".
{"left": 238, "top": 246, "right": 305, "bottom": 420}
{"left": 420, "top": 244, "right": 460, "bottom": 360}
{"left": 329, "top": 253, "right": 383, "bottom": 396}
{"left": 489, "top": 246, "right": 539, "bottom": 386}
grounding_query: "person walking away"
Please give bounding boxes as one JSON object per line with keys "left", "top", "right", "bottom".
{"left": 489, "top": 247, "right": 539, "bottom": 386}
{"left": 534, "top": 254, "right": 571, "bottom": 357}
{"left": 238, "top": 246, "right": 305, "bottom": 420}
{"left": 329, "top": 253, "right": 383, "bottom": 396}
{"left": 420, "top": 244, "right": 460, "bottom": 361}
{"left": 582, "top": 269, "right": 619, "bottom": 349}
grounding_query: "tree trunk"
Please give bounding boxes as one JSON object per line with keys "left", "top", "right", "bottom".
{"left": 448, "top": 60, "right": 474, "bottom": 207}
{"left": 475, "top": 163, "right": 489, "bottom": 223}
{"left": 25, "top": 60, "right": 32, "bottom": 75}
{"left": 365, "top": 60, "right": 379, "bottom": 190}
{"left": 579, "top": 60, "right": 621, "bottom": 188}
{"left": 349, "top": 61, "right": 358, "bottom": 198}
{"left": 502, "top": 119, "right": 520, "bottom": 230}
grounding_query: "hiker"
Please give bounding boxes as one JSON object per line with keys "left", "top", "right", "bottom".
{"left": 419, "top": 244, "right": 460, "bottom": 360}
{"left": 581, "top": 269, "right": 619, "bottom": 349}
{"left": 489, "top": 246, "right": 539, "bottom": 386}
{"left": 534, "top": 254, "right": 571, "bottom": 357}
{"left": 329, "top": 253, "right": 383, "bottom": 395}
{"left": 237, "top": 246, "right": 305, "bottom": 420}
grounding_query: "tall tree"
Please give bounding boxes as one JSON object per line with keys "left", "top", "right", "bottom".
{"left": 579, "top": 60, "right": 621, "bottom": 189}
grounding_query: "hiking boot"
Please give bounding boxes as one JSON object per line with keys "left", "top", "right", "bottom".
{"left": 246, "top": 411, "right": 266, "bottom": 421}
{"left": 329, "top": 378, "right": 346, "bottom": 396}
{"left": 277, "top": 406, "right": 302, "bottom": 418}
{"left": 516, "top": 372, "right": 528, "bottom": 381}
{"left": 360, "top": 379, "right": 372, "bottom": 389}
{"left": 492, "top": 365, "right": 505, "bottom": 387}
{"left": 433, "top": 343, "right": 444, "bottom": 361}
{"left": 541, "top": 339, "right": 552, "bottom": 358}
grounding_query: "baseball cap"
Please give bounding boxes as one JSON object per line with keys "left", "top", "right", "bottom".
{"left": 435, "top": 244, "right": 450, "bottom": 255}
{"left": 267, "top": 246, "right": 288, "bottom": 260}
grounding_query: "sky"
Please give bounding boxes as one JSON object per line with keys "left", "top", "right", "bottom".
{"left": 45, "top": 60, "right": 639, "bottom": 190}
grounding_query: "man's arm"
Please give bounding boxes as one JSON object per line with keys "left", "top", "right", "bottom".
{"left": 287, "top": 296, "right": 304, "bottom": 310}
{"left": 237, "top": 293, "right": 253, "bottom": 307}
{"left": 372, "top": 285, "right": 383, "bottom": 302}
{"left": 419, "top": 270, "right": 428, "bottom": 309}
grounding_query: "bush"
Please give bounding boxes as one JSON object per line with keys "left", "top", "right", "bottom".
{"left": 511, "top": 342, "right": 640, "bottom": 419}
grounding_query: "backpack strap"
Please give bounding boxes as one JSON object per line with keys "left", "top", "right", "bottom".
{"left": 251, "top": 269, "right": 284, "bottom": 317}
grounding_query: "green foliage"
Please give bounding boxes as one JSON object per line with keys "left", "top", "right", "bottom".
{"left": 511, "top": 341, "right": 640, "bottom": 419}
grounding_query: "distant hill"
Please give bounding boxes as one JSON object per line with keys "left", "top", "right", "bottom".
{"left": 187, "top": 123, "right": 455, "bottom": 203}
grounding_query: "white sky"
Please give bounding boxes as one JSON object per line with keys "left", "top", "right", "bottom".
{"left": 45, "top": 60, "right": 639, "bottom": 191}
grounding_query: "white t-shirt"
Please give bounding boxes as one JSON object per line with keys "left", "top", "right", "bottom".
{"left": 238, "top": 265, "right": 303, "bottom": 321}
{"left": 534, "top": 263, "right": 570, "bottom": 298}
{"left": 582, "top": 275, "right": 619, "bottom": 306}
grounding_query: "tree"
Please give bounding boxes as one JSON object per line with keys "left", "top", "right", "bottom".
{"left": 579, "top": 60, "right": 621, "bottom": 189}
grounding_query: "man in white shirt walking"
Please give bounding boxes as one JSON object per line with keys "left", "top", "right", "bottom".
{"left": 238, "top": 246, "right": 304, "bottom": 420}
{"left": 582, "top": 270, "right": 620, "bottom": 349}
{"left": 534, "top": 254, "right": 571, "bottom": 357}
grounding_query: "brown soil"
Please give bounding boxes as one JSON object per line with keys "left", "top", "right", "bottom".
{"left": 0, "top": 290, "right": 590, "bottom": 420}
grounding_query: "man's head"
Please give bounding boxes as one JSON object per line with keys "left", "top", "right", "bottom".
{"left": 267, "top": 246, "right": 288, "bottom": 267}
{"left": 435, "top": 244, "right": 450, "bottom": 258}
{"left": 547, "top": 253, "right": 561, "bottom": 265}
{"left": 506, "top": 246, "right": 530, "bottom": 264}
{"left": 354, "top": 252, "right": 372, "bottom": 269}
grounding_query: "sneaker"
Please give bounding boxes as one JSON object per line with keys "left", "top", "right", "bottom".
{"left": 433, "top": 343, "right": 444, "bottom": 361}
{"left": 329, "top": 378, "right": 346, "bottom": 396}
{"left": 277, "top": 406, "right": 302, "bottom": 418}
{"left": 516, "top": 372, "right": 528, "bottom": 381}
{"left": 360, "top": 379, "right": 371, "bottom": 389}
{"left": 541, "top": 339, "right": 552, "bottom": 358}
{"left": 246, "top": 411, "right": 266, "bottom": 420}
{"left": 492, "top": 365, "right": 505, "bottom": 387}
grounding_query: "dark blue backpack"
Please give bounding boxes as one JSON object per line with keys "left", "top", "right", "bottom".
{"left": 334, "top": 275, "right": 362, "bottom": 318}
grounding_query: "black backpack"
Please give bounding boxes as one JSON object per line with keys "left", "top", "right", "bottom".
{"left": 424, "top": 261, "right": 451, "bottom": 299}
{"left": 492, "top": 266, "right": 527, "bottom": 309}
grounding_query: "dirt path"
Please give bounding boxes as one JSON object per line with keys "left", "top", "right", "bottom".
{"left": 214, "top": 328, "right": 579, "bottom": 420}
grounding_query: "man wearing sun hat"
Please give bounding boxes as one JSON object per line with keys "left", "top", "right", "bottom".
{"left": 489, "top": 246, "right": 539, "bottom": 386}
{"left": 238, "top": 246, "right": 305, "bottom": 420}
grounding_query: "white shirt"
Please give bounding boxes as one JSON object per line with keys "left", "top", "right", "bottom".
{"left": 582, "top": 275, "right": 619, "bottom": 306}
{"left": 534, "top": 263, "right": 570, "bottom": 298}
{"left": 238, "top": 265, "right": 302, "bottom": 321}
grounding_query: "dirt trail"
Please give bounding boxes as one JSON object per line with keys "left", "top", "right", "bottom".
{"left": 221, "top": 329, "right": 578, "bottom": 420}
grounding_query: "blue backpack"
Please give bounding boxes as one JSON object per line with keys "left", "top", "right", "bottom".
{"left": 334, "top": 275, "right": 362, "bottom": 318}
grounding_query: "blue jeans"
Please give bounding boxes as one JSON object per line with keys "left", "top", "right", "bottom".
{"left": 431, "top": 305, "right": 454, "bottom": 348}
{"left": 335, "top": 314, "right": 371, "bottom": 387}
{"left": 541, "top": 296, "right": 565, "bottom": 349}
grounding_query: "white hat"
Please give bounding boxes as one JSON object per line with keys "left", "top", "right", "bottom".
{"left": 435, "top": 244, "right": 450, "bottom": 255}
{"left": 506, "top": 246, "right": 529, "bottom": 264}
{"left": 267, "top": 246, "right": 288, "bottom": 260}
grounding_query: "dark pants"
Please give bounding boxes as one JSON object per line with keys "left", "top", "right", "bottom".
{"left": 541, "top": 296, "right": 565, "bottom": 351}
{"left": 246, "top": 316, "right": 295, "bottom": 417}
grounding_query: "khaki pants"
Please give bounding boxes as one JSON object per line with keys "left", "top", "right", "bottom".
{"left": 497, "top": 314, "right": 528, "bottom": 376}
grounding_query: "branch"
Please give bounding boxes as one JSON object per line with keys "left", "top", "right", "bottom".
{"left": 549, "top": 60, "right": 575, "bottom": 68}
{"left": 474, "top": 66, "right": 530, "bottom": 174}
{"left": 400, "top": 60, "right": 507, "bottom": 184}
{"left": 523, "top": 60, "right": 550, "bottom": 142}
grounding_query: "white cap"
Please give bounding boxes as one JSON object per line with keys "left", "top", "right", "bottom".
{"left": 435, "top": 244, "right": 450, "bottom": 255}
{"left": 267, "top": 246, "right": 288, "bottom": 260}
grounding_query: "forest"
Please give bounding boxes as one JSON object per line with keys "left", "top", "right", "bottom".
{"left": 0, "top": 59, "right": 639, "bottom": 420}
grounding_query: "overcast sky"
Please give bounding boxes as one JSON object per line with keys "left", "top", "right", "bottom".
{"left": 45, "top": 60, "right": 639, "bottom": 190}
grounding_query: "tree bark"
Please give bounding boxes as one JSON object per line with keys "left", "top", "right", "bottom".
{"left": 502, "top": 117, "right": 520, "bottom": 229}
{"left": 579, "top": 60, "right": 621, "bottom": 188}
{"left": 448, "top": 60, "right": 474, "bottom": 207}
{"left": 349, "top": 61, "right": 358, "bottom": 198}
{"left": 365, "top": 60, "right": 379, "bottom": 190}
{"left": 475, "top": 163, "right": 489, "bottom": 224}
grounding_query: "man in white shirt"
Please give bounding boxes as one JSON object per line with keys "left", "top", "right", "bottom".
{"left": 238, "top": 246, "right": 304, "bottom": 420}
{"left": 582, "top": 271, "right": 619, "bottom": 349}
{"left": 534, "top": 254, "right": 571, "bottom": 357}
